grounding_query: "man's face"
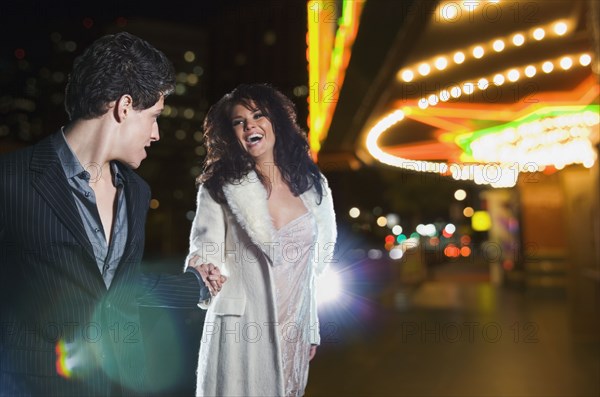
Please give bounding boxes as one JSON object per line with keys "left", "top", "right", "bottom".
{"left": 118, "top": 96, "right": 163, "bottom": 168}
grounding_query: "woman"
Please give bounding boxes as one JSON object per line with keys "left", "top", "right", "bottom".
{"left": 185, "top": 83, "right": 337, "bottom": 396}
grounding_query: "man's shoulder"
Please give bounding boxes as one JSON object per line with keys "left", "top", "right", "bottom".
{"left": 0, "top": 143, "right": 34, "bottom": 162}
{"left": 0, "top": 134, "right": 55, "bottom": 161}
{"left": 0, "top": 142, "right": 35, "bottom": 175}
{"left": 0, "top": 135, "right": 56, "bottom": 174}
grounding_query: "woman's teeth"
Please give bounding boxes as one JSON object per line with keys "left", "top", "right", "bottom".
{"left": 246, "top": 133, "right": 263, "bottom": 144}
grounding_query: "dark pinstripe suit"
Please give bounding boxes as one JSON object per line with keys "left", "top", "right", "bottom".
{"left": 0, "top": 133, "right": 202, "bottom": 396}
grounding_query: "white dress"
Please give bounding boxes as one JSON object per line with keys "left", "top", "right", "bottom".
{"left": 272, "top": 211, "right": 316, "bottom": 396}
{"left": 189, "top": 175, "right": 336, "bottom": 397}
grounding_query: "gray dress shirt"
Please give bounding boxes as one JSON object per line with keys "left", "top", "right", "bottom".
{"left": 53, "top": 131, "right": 127, "bottom": 288}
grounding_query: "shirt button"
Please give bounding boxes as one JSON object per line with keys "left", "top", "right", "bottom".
{"left": 85, "top": 191, "right": 91, "bottom": 197}
{"left": 95, "top": 228, "right": 101, "bottom": 233}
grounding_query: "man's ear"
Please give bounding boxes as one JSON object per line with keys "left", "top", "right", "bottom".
{"left": 114, "top": 94, "right": 133, "bottom": 122}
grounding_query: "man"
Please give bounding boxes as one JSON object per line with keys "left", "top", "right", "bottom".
{"left": 0, "top": 32, "right": 223, "bottom": 396}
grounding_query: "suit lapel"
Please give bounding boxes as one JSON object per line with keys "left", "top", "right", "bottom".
{"left": 121, "top": 166, "right": 144, "bottom": 262}
{"left": 30, "top": 135, "right": 96, "bottom": 262}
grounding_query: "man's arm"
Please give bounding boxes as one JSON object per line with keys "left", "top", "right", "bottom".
{"left": 137, "top": 185, "right": 227, "bottom": 308}
{"left": 137, "top": 270, "right": 210, "bottom": 308}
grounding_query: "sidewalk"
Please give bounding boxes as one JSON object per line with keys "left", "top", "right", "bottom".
{"left": 306, "top": 262, "right": 600, "bottom": 396}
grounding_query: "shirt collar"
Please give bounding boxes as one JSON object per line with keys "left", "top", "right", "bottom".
{"left": 54, "top": 128, "right": 87, "bottom": 179}
{"left": 54, "top": 128, "right": 125, "bottom": 188}
{"left": 111, "top": 162, "right": 125, "bottom": 188}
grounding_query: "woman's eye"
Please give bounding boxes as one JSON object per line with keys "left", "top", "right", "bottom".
{"left": 232, "top": 119, "right": 243, "bottom": 127}
{"left": 253, "top": 112, "right": 264, "bottom": 119}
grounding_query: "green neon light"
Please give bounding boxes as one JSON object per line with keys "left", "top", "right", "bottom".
{"left": 456, "top": 105, "right": 600, "bottom": 155}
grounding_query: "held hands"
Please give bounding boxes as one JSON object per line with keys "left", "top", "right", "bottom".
{"left": 188, "top": 255, "right": 227, "bottom": 296}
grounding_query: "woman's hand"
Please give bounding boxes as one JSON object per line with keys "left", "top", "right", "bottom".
{"left": 188, "top": 256, "right": 227, "bottom": 296}
{"left": 309, "top": 345, "right": 317, "bottom": 361}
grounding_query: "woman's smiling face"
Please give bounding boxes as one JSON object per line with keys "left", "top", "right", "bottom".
{"left": 231, "top": 101, "right": 276, "bottom": 163}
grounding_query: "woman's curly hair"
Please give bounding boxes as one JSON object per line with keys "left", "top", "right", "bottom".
{"left": 198, "top": 83, "right": 323, "bottom": 204}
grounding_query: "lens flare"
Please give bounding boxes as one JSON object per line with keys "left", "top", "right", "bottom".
{"left": 55, "top": 339, "right": 73, "bottom": 379}
{"left": 317, "top": 267, "right": 342, "bottom": 305}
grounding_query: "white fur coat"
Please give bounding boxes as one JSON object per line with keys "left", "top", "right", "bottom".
{"left": 185, "top": 170, "right": 337, "bottom": 396}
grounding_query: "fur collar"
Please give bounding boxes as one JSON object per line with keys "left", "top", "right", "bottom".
{"left": 222, "top": 170, "right": 336, "bottom": 272}
{"left": 223, "top": 171, "right": 276, "bottom": 252}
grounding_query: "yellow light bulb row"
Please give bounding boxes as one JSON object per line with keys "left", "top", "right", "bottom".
{"left": 366, "top": 115, "right": 522, "bottom": 187}
{"left": 417, "top": 52, "right": 593, "bottom": 110}
{"left": 365, "top": 110, "right": 456, "bottom": 175}
{"left": 470, "top": 113, "right": 599, "bottom": 168}
{"left": 365, "top": 54, "right": 597, "bottom": 188}
{"left": 472, "top": 137, "right": 597, "bottom": 170}
{"left": 365, "top": 113, "right": 522, "bottom": 187}
{"left": 398, "top": 19, "right": 571, "bottom": 83}
{"left": 435, "top": 0, "right": 501, "bottom": 21}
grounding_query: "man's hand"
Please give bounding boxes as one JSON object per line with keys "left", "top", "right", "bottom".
{"left": 188, "top": 255, "right": 227, "bottom": 296}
